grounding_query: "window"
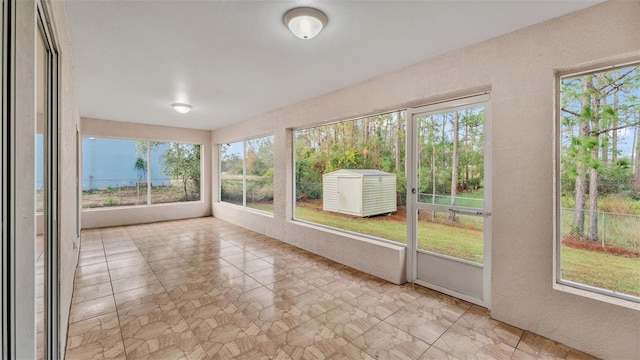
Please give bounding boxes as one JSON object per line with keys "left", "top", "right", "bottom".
{"left": 151, "top": 142, "right": 201, "bottom": 204}
{"left": 557, "top": 63, "right": 640, "bottom": 302}
{"left": 82, "top": 137, "right": 201, "bottom": 208}
{"left": 220, "top": 135, "right": 274, "bottom": 213}
{"left": 294, "top": 111, "right": 407, "bottom": 244}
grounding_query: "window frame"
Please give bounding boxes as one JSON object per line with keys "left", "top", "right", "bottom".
{"left": 80, "top": 135, "right": 203, "bottom": 209}
{"left": 218, "top": 135, "right": 274, "bottom": 215}
{"left": 554, "top": 61, "right": 640, "bottom": 305}
{"left": 291, "top": 109, "right": 408, "bottom": 247}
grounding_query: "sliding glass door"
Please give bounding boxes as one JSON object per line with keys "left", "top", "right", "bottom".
{"left": 36, "top": 5, "right": 59, "bottom": 358}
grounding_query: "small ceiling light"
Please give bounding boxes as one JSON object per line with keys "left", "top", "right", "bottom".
{"left": 171, "top": 103, "right": 192, "bottom": 114}
{"left": 283, "top": 7, "right": 327, "bottom": 40}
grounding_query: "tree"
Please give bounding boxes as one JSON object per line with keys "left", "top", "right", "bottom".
{"left": 450, "top": 111, "right": 459, "bottom": 221}
{"left": 161, "top": 143, "right": 200, "bottom": 200}
{"left": 134, "top": 157, "right": 146, "bottom": 184}
{"left": 561, "top": 65, "right": 640, "bottom": 241}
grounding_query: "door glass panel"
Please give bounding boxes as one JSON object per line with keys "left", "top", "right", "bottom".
{"left": 415, "top": 105, "right": 485, "bottom": 264}
{"left": 417, "top": 209, "right": 484, "bottom": 263}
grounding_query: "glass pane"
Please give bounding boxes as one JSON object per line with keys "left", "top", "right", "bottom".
{"left": 220, "top": 142, "right": 244, "bottom": 206}
{"left": 294, "top": 111, "right": 407, "bottom": 244}
{"left": 35, "top": 28, "right": 46, "bottom": 360}
{"left": 416, "top": 108, "right": 484, "bottom": 209}
{"left": 559, "top": 65, "right": 640, "bottom": 299}
{"left": 35, "top": 134, "right": 44, "bottom": 212}
{"left": 82, "top": 137, "right": 144, "bottom": 208}
{"left": 246, "top": 136, "right": 274, "bottom": 212}
{"left": 151, "top": 142, "right": 201, "bottom": 204}
{"left": 417, "top": 209, "right": 484, "bottom": 263}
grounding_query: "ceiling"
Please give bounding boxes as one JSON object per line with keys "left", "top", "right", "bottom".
{"left": 65, "top": 0, "right": 603, "bottom": 131}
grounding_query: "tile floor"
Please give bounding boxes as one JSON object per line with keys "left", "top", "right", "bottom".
{"left": 66, "top": 217, "right": 598, "bottom": 360}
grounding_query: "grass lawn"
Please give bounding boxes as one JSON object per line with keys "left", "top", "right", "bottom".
{"left": 246, "top": 202, "right": 274, "bottom": 213}
{"left": 296, "top": 202, "right": 484, "bottom": 263}
{"left": 562, "top": 246, "right": 640, "bottom": 297}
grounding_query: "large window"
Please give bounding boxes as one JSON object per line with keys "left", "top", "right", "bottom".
{"left": 558, "top": 63, "right": 640, "bottom": 302}
{"left": 294, "top": 111, "right": 407, "bottom": 244}
{"left": 82, "top": 137, "right": 201, "bottom": 208}
{"left": 220, "top": 135, "right": 274, "bottom": 212}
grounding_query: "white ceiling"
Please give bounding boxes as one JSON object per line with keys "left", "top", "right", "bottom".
{"left": 65, "top": 0, "right": 603, "bottom": 131}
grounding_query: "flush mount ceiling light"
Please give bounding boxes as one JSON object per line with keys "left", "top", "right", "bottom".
{"left": 283, "top": 7, "right": 327, "bottom": 40}
{"left": 171, "top": 103, "right": 192, "bottom": 114}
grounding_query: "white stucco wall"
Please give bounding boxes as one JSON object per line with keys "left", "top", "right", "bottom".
{"left": 80, "top": 118, "right": 212, "bottom": 229}
{"left": 211, "top": 2, "right": 640, "bottom": 358}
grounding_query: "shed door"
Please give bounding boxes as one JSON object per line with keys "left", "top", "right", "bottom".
{"left": 338, "top": 177, "right": 361, "bottom": 214}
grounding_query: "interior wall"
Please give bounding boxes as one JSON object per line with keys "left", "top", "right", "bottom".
{"left": 211, "top": 2, "right": 640, "bottom": 359}
{"left": 81, "top": 117, "right": 212, "bottom": 229}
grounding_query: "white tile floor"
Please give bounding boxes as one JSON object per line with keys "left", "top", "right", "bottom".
{"left": 66, "top": 217, "right": 599, "bottom": 360}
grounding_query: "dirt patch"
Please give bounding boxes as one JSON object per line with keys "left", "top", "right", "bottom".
{"left": 562, "top": 235, "right": 640, "bottom": 258}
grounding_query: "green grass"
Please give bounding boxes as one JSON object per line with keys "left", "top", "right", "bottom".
{"left": 295, "top": 203, "right": 484, "bottom": 263}
{"left": 562, "top": 246, "right": 640, "bottom": 297}
{"left": 246, "top": 202, "right": 274, "bottom": 213}
{"left": 296, "top": 205, "right": 407, "bottom": 241}
{"left": 417, "top": 219, "right": 483, "bottom": 263}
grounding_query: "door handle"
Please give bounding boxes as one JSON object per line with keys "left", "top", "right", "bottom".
{"left": 448, "top": 208, "right": 491, "bottom": 216}
{"left": 411, "top": 188, "right": 416, "bottom": 194}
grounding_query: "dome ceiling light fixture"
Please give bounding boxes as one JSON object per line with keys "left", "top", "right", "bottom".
{"left": 283, "top": 7, "right": 327, "bottom": 40}
{"left": 171, "top": 103, "right": 193, "bottom": 114}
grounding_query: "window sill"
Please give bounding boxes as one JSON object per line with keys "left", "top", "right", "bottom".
{"left": 217, "top": 201, "right": 274, "bottom": 218}
{"left": 554, "top": 281, "right": 640, "bottom": 311}
{"left": 81, "top": 200, "right": 204, "bottom": 212}
{"left": 289, "top": 218, "right": 407, "bottom": 249}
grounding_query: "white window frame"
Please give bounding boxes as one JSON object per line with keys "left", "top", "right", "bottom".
{"left": 218, "top": 135, "right": 274, "bottom": 214}
{"left": 291, "top": 110, "right": 408, "bottom": 247}
{"left": 80, "top": 136, "right": 203, "bottom": 209}
{"left": 554, "top": 62, "right": 640, "bottom": 305}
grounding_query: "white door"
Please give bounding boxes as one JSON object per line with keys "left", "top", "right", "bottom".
{"left": 407, "top": 94, "right": 491, "bottom": 307}
{"left": 338, "top": 177, "right": 361, "bottom": 215}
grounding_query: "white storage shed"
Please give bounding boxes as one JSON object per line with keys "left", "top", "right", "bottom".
{"left": 322, "top": 169, "right": 397, "bottom": 217}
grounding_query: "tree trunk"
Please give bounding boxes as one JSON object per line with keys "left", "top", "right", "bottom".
{"left": 395, "top": 112, "right": 402, "bottom": 172}
{"left": 586, "top": 75, "right": 601, "bottom": 241}
{"left": 587, "top": 163, "right": 599, "bottom": 241}
{"left": 464, "top": 119, "right": 470, "bottom": 187}
{"left": 634, "top": 120, "right": 640, "bottom": 187}
{"left": 612, "top": 90, "right": 619, "bottom": 162}
{"left": 183, "top": 177, "right": 188, "bottom": 200}
{"left": 449, "top": 111, "right": 459, "bottom": 221}
{"left": 572, "top": 77, "right": 591, "bottom": 236}
{"left": 601, "top": 95, "right": 608, "bottom": 163}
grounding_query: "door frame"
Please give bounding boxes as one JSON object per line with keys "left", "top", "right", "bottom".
{"left": 406, "top": 93, "right": 492, "bottom": 308}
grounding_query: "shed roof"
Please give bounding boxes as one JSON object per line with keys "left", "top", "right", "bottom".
{"left": 324, "top": 169, "right": 395, "bottom": 177}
